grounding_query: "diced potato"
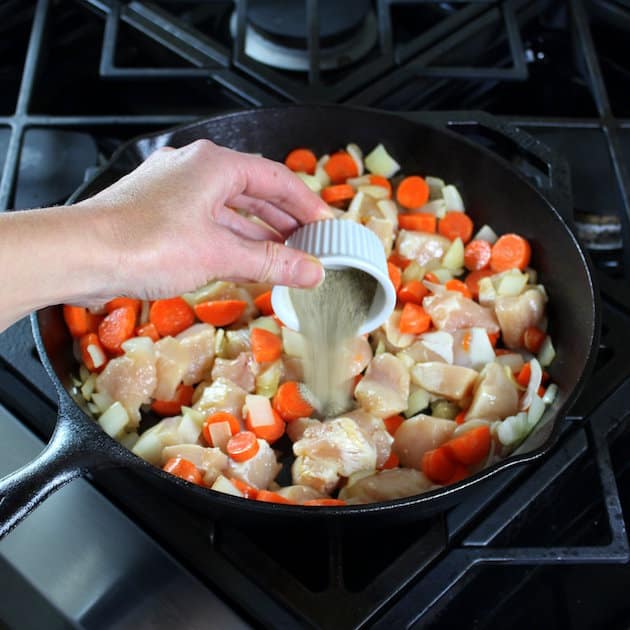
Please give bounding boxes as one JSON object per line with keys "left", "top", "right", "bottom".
{"left": 478, "top": 277, "right": 497, "bottom": 307}
{"left": 442, "top": 237, "right": 464, "bottom": 270}
{"left": 282, "top": 328, "right": 307, "bottom": 358}
{"left": 119, "top": 432, "right": 139, "bottom": 450}
{"left": 358, "top": 185, "right": 389, "bottom": 199}
{"left": 81, "top": 373, "right": 97, "bottom": 401}
{"left": 425, "top": 176, "right": 445, "bottom": 199}
{"left": 98, "top": 401, "right": 130, "bottom": 438}
{"left": 405, "top": 387, "right": 430, "bottom": 417}
{"left": 132, "top": 430, "right": 164, "bottom": 465}
{"left": 211, "top": 475, "right": 244, "bottom": 497}
{"left": 347, "top": 143, "right": 364, "bottom": 176}
{"left": 402, "top": 261, "right": 425, "bottom": 284}
{"left": 91, "top": 390, "right": 114, "bottom": 414}
{"left": 249, "top": 316, "right": 281, "bottom": 336}
{"left": 364, "top": 143, "right": 400, "bottom": 178}
{"left": 473, "top": 224, "right": 498, "bottom": 244}
{"left": 495, "top": 269, "right": 528, "bottom": 297}
{"left": 417, "top": 199, "right": 447, "bottom": 218}
{"left": 177, "top": 413, "right": 202, "bottom": 444}
{"left": 441, "top": 185, "right": 465, "bottom": 211}
{"left": 296, "top": 172, "right": 322, "bottom": 193}
{"left": 431, "top": 268, "right": 454, "bottom": 283}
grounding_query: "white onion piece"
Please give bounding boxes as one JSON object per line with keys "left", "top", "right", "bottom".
{"left": 497, "top": 412, "right": 528, "bottom": 446}
{"left": 526, "top": 394, "right": 545, "bottom": 429}
{"left": 132, "top": 429, "right": 164, "bottom": 464}
{"left": 79, "top": 364, "right": 90, "bottom": 383}
{"left": 453, "top": 418, "right": 490, "bottom": 436}
{"left": 358, "top": 184, "right": 389, "bottom": 199}
{"left": 525, "top": 267, "right": 537, "bottom": 284}
{"left": 405, "top": 387, "right": 430, "bottom": 418}
{"left": 442, "top": 237, "right": 464, "bottom": 270}
{"left": 495, "top": 352, "right": 525, "bottom": 373}
{"left": 432, "top": 268, "right": 454, "bottom": 283}
{"left": 376, "top": 199, "right": 398, "bottom": 224}
{"left": 87, "top": 343, "right": 107, "bottom": 369}
{"left": 81, "top": 373, "right": 97, "bottom": 400}
{"left": 119, "top": 432, "right": 139, "bottom": 450}
{"left": 98, "top": 401, "right": 129, "bottom": 438}
{"left": 315, "top": 154, "right": 331, "bottom": 187}
{"left": 282, "top": 328, "right": 306, "bottom": 358}
{"left": 212, "top": 475, "right": 244, "bottom": 497}
{"left": 520, "top": 358, "right": 542, "bottom": 411}
{"left": 296, "top": 172, "right": 322, "bottom": 193}
{"left": 473, "top": 224, "right": 498, "bottom": 244}
{"left": 538, "top": 336, "right": 556, "bottom": 367}
{"left": 364, "top": 143, "right": 400, "bottom": 178}
{"left": 422, "top": 280, "right": 447, "bottom": 295}
{"left": 347, "top": 143, "right": 364, "bottom": 176}
{"left": 249, "top": 316, "right": 281, "bottom": 335}
{"left": 543, "top": 383, "right": 558, "bottom": 404}
{"left": 425, "top": 176, "right": 446, "bottom": 200}
{"left": 477, "top": 277, "right": 497, "bottom": 307}
{"left": 177, "top": 414, "right": 202, "bottom": 444}
{"left": 88, "top": 402, "right": 100, "bottom": 415}
{"left": 416, "top": 199, "right": 447, "bottom": 218}
{"left": 91, "top": 391, "right": 114, "bottom": 414}
{"left": 214, "top": 327, "right": 225, "bottom": 357}
{"left": 441, "top": 185, "right": 465, "bottom": 212}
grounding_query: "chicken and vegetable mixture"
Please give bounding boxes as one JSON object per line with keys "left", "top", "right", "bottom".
{"left": 65, "top": 143, "right": 557, "bottom": 506}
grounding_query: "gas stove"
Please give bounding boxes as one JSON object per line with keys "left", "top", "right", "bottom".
{"left": 1, "top": 1, "right": 630, "bottom": 628}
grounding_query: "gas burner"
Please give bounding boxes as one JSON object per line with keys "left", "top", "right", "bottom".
{"left": 230, "top": 0, "right": 378, "bottom": 71}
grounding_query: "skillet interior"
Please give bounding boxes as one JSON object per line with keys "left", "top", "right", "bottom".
{"left": 35, "top": 105, "right": 599, "bottom": 522}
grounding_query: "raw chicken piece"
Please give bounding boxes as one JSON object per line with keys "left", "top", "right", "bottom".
{"left": 286, "top": 417, "right": 320, "bottom": 442}
{"left": 341, "top": 336, "right": 373, "bottom": 379}
{"left": 227, "top": 439, "right": 281, "bottom": 489}
{"left": 354, "top": 353, "right": 410, "bottom": 418}
{"left": 292, "top": 456, "right": 341, "bottom": 495}
{"left": 451, "top": 328, "right": 495, "bottom": 370}
{"left": 495, "top": 288, "right": 546, "bottom": 349}
{"left": 339, "top": 468, "right": 435, "bottom": 504}
{"left": 193, "top": 377, "right": 248, "bottom": 421}
{"left": 176, "top": 323, "right": 215, "bottom": 385}
{"left": 211, "top": 352, "right": 258, "bottom": 393}
{"left": 411, "top": 362, "right": 478, "bottom": 401}
{"left": 392, "top": 414, "right": 456, "bottom": 468}
{"left": 399, "top": 332, "right": 454, "bottom": 365}
{"left": 161, "top": 444, "right": 228, "bottom": 486}
{"left": 466, "top": 362, "right": 519, "bottom": 421}
{"left": 276, "top": 485, "right": 326, "bottom": 503}
{"left": 154, "top": 337, "right": 191, "bottom": 401}
{"left": 96, "top": 338, "right": 157, "bottom": 426}
{"left": 396, "top": 230, "right": 451, "bottom": 266}
{"left": 293, "top": 417, "right": 377, "bottom": 477}
{"left": 423, "top": 292, "right": 499, "bottom": 334}
{"left": 345, "top": 408, "right": 394, "bottom": 468}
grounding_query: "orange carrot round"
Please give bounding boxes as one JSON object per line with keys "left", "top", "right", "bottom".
{"left": 105, "top": 297, "right": 142, "bottom": 316}
{"left": 399, "top": 303, "right": 431, "bottom": 335}
{"left": 369, "top": 174, "right": 392, "bottom": 197}
{"left": 98, "top": 305, "right": 137, "bottom": 354}
{"left": 284, "top": 148, "right": 317, "bottom": 174}
{"left": 302, "top": 498, "right": 347, "bottom": 506}
{"left": 443, "top": 425, "right": 491, "bottom": 466}
{"left": 151, "top": 383, "right": 194, "bottom": 417}
{"left": 245, "top": 408, "right": 285, "bottom": 443}
{"left": 135, "top": 321, "right": 160, "bottom": 342}
{"left": 397, "top": 213, "right": 436, "bottom": 233}
{"left": 398, "top": 280, "right": 429, "bottom": 305}
{"left": 254, "top": 290, "right": 274, "bottom": 316}
{"left": 227, "top": 431, "right": 260, "bottom": 462}
{"left": 163, "top": 457, "right": 203, "bottom": 485}
{"left": 324, "top": 151, "right": 359, "bottom": 184}
{"left": 229, "top": 477, "right": 259, "bottom": 499}
{"left": 203, "top": 411, "right": 241, "bottom": 446}
{"left": 490, "top": 233, "right": 532, "bottom": 272}
{"left": 321, "top": 184, "right": 355, "bottom": 205}
{"left": 150, "top": 297, "right": 195, "bottom": 336}
{"left": 272, "top": 381, "right": 314, "bottom": 421}
{"left": 464, "top": 239, "right": 492, "bottom": 271}
{"left": 396, "top": 176, "right": 429, "bottom": 209}
{"left": 194, "top": 299, "right": 247, "bottom": 327}
{"left": 464, "top": 269, "right": 494, "bottom": 299}
{"left": 250, "top": 328, "right": 282, "bottom": 363}
{"left": 445, "top": 278, "right": 472, "bottom": 299}
{"left": 383, "top": 414, "right": 405, "bottom": 435}
{"left": 256, "top": 490, "right": 295, "bottom": 504}
{"left": 438, "top": 212, "right": 474, "bottom": 243}
{"left": 379, "top": 452, "right": 400, "bottom": 470}
{"left": 388, "top": 252, "right": 411, "bottom": 270}
{"left": 421, "top": 447, "right": 456, "bottom": 484}
{"left": 387, "top": 262, "right": 402, "bottom": 293}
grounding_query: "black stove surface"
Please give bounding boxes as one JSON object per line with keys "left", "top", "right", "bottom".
{"left": 2, "top": 1, "right": 630, "bottom": 629}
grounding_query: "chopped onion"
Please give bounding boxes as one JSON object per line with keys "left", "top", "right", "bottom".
{"left": 346, "top": 143, "right": 364, "bottom": 176}
{"left": 402, "top": 261, "right": 425, "bottom": 284}
{"left": 80, "top": 373, "right": 97, "bottom": 400}
{"left": 405, "top": 387, "right": 430, "bottom": 418}
{"left": 315, "top": 154, "right": 331, "bottom": 187}
{"left": 121, "top": 335, "right": 154, "bottom": 355}
{"left": 212, "top": 475, "right": 244, "bottom": 497}
{"left": 249, "top": 316, "right": 281, "bottom": 336}
{"left": 177, "top": 414, "right": 202, "bottom": 444}
{"left": 497, "top": 412, "right": 528, "bottom": 446}
{"left": 282, "top": 328, "right": 306, "bottom": 358}
{"left": 473, "top": 224, "right": 498, "bottom": 244}
{"left": 495, "top": 270, "right": 528, "bottom": 297}
{"left": 543, "top": 383, "right": 558, "bottom": 404}
{"left": 422, "top": 280, "right": 447, "bottom": 295}
{"left": 296, "top": 172, "right": 322, "bottom": 193}
{"left": 453, "top": 418, "right": 490, "bottom": 436}
{"left": 525, "top": 267, "right": 537, "bottom": 284}
{"left": 416, "top": 199, "right": 447, "bottom": 218}
{"left": 425, "top": 176, "right": 446, "bottom": 200}
{"left": 256, "top": 360, "right": 282, "bottom": 398}
{"left": 477, "top": 277, "right": 497, "bottom": 306}
{"left": 520, "top": 358, "right": 542, "bottom": 411}
{"left": 364, "top": 143, "right": 400, "bottom": 178}
{"left": 344, "top": 191, "right": 365, "bottom": 223}
{"left": 526, "top": 393, "right": 545, "bottom": 429}
{"left": 91, "top": 391, "right": 114, "bottom": 414}
{"left": 181, "top": 406, "right": 205, "bottom": 428}
{"left": 537, "top": 336, "right": 556, "bottom": 367}
{"left": 376, "top": 199, "right": 398, "bottom": 224}
{"left": 119, "top": 432, "right": 139, "bottom": 450}
{"left": 396, "top": 351, "right": 414, "bottom": 370}
{"left": 442, "top": 237, "right": 464, "bottom": 270}
{"left": 79, "top": 364, "right": 90, "bottom": 383}
{"left": 98, "top": 401, "right": 129, "bottom": 438}
{"left": 87, "top": 402, "right": 100, "bottom": 415}
{"left": 86, "top": 343, "right": 107, "bottom": 369}
{"left": 358, "top": 184, "right": 389, "bottom": 199}
{"left": 495, "top": 352, "right": 525, "bottom": 373}
{"left": 132, "top": 429, "right": 165, "bottom": 465}
{"left": 431, "top": 268, "right": 454, "bottom": 283}
{"left": 441, "top": 185, "right": 465, "bottom": 212}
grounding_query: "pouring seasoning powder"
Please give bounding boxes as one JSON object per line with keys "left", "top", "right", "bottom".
{"left": 289, "top": 268, "right": 377, "bottom": 417}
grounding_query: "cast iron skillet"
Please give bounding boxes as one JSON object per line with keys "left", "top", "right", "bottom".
{"left": 0, "top": 105, "right": 599, "bottom": 537}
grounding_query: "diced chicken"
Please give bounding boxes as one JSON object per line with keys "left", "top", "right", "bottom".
{"left": 227, "top": 439, "right": 281, "bottom": 489}
{"left": 411, "top": 362, "right": 478, "bottom": 401}
{"left": 354, "top": 353, "right": 410, "bottom": 418}
{"left": 495, "top": 288, "right": 547, "bottom": 349}
{"left": 392, "top": 414, "right": 456, "bottom": 468}
{"left": 96, "top": 338, "right": 157, "bottom": 426}
{"left": 292, "top": 456, "right": 340, "bottom": 495}
{"left": 345, "top": 408, "right": 394, "bottom": 468}
{"left": 423, "top": 292, "right": 499, "bottom": 334}
{"left": 161, "top": 444, "right": 228, "bottom": 486}
{"left": 339, "top": 468, "right": 435, "bottom": 504}
{"left": 176, "top": 323, "right": 215, "bottom": 385}
{"left": 276, "top": 485, "right": 326, "bottom": 503}
{"left": 365, "top": 216, "right": 394, "bottom": 256}
{"left": 286, "top": 417, "right": 320, "bottom": 442}
{"left": 211, "top": 352, "right": 258, "bottom": 393}
{"left": 193, "top": 377, "right": 248, "bottom": 420}
{"left": 396, "top": 230, "right": 451, "bottom": 266}
{"left": 154, "top": 337, "right": 191, "bottom": 401}
{"left": 293, "top": 417, "right": 377, "bottom": 478}
{"left": 466, "top": 362, "right": 519, "bottom": 421}
{"left": 341, "top": 336, "right": 373, "bottom": 379}
{"left": 223, "top": 329, "right": 251, "bottom": 359}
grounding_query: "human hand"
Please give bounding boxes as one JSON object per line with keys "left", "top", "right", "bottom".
{"left": 78, "top": 139, "right": 332, "bottom": 301}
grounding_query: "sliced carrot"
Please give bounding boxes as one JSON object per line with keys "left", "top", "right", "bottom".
{"left": 272, "top": 381, "right": 314, "bottom": 421}
{"left": 447, "top": 463, "right": 469, "bottom": 484}
{"left": 380, "top": 451, "right": 400, "bottom": 470}
{"left": 464, "top": 269, "right": 494, "bottom": 299}
{"left": 194, "top": 299, "right": 247, "bottom": 327}
{"left": 388, "top": 262, "right": 402, "bottom": 293}
{"left": 421, "top": 447, "right": 456, "bottom": 484}
{"left": 150, "top": 297, "right": 195, "bottom": 336}
{"left": 443, "top": 425, "right": 491, "bottom": 466}
{"left": 396, "top": 175, "right": 429, "bottom": 209}
{"left": 63, "top": 305, "right": 90, "bottom": 337}
{"left": 398, "top": 280, "right": 429, "bottom": 305}
{"left": 399, "top": 303, "right": 431, "bottom": 335}
{"left": 285, "top": 148, "right": 317, "bottom": 174}
{"left": 245, "top": 408, "right": 285, "bottom": 443}
{"left": 438, "top": 212, "right": 474, "bottom": 243}
{"left": 490, "top": 233, "right": 532, "bottom": 272}
{"left": 163, "top": 457, "right": 203, "bottom": 485}
{"left": 105, "top": 297, "right": 141, "bottom": 316}
{"left": 79, "top": 333, "right": 107, "bottom": 372}
{"left": 256, "top": 490, "right": 295, "bottom": 504}
{"left": 523, "top": 326, "right": 546, "bottom": 354}
{"left": 383, "top": 414, "right": 405, "bottom": 436}
{"left": 254, "top": 290, "right": 274, "bottom": 316}
{"left": 487, "top": 331, "right": 500, "bottom": 347}
{"left": 424, "top": 271, "right": 440, "bottom": 284}
{"left": 227, "top": 431, "right": 260, "bottom": 462}
{"left": 321, "top": 184, "right": 355, "bottom": 205}
{"left": 203, "top": 411, "right": 241, "bottom": 446}
{"left": 250, "top": 328, "right": 282, "bottom": 363}
{"left": 229, "top": 477, "right": 259, "bottom": 499}
{"left": 455, "top": 410, "right": 467, "bottom": 425}
{"left": 135, "top": 321, "right": 160, "bottom": 342}
{"left": 151, "top": 383, "right": 194, "bottom": 417}
{"left": 98, "top": 306, "right": 137, "bottom": 354}
{"left": 324, "top": 151, "right": 359, "bottom": 184}
{"left": 464, "top": 239, "right": 492, "bottom": 271}
{"left": 388, "top": 252, "right": 411, "bottom": 270}
{"left": 516, "top": 362, "right": 532, "bottom": 387}
{"left": 303, "top": 498, "right": 347, "bottom": 506}
{"left": 538, "top": 386, "right": 546, "bottom": 397}
{"left": 369, "top": 174, "right": 392, "bottom": 197}
{"left": 445, "top": 279, "right": 473, "bottom": 299}
{"left": 398, "top": 213, "right": 437, "bottom": 233}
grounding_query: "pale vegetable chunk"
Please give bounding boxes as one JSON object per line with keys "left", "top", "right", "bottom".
{"left": 365, "top": 216, "right": 394, "bottom": 256}
{"left": 276, "top": 485, "right": 326, "bottom": 503}
{"left": 364, "top": 143, "right": 400, "bottom": 178}
{"left": 176, "top": 323, "right": 215, "bottom": 385}
{"left": 193, "top": 377, "right": 248, "bottom": 420}
{"left": 396, "top": 230, "right": 451, "bottom": 267}
{"left": 354, "top": 353, "right": 410, "bottom": 418}
{"left": 227, "top": 439, "right": 281, "bottom": 489}
{"left": 154, "top": 336, "right": 191, "bottom": 401}
{"left": 466, "top": 362, "right": 519, "bottom": 421}
{"left": 392, "top": 414, "right": 456, "bottom": 469}
{"left": 495, "top": 288, "right": 546, "bottom": 349}
{"left": 161, "top": 444, "right": 228, "bottom": 486}
{"left": 452, "top": 328, "right": 496, "bottom": 370}
{"left": 211, "top": 352, "right": 258, "bottom": 393}
{"left": 339, "top": 468, "right": 434, "bottom": 504}
{"left": 383, "top": 311, "right": 416, "bottom": 351}
{"left": 411, "top": 362, "right": 478, "bottom": 401}
{"left": 423, "top": 292, "right": 500, "bottom": 334}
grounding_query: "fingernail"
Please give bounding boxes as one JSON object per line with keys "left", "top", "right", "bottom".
{"left": 320, "top": 206, "right": 335, "bottom": 219}
{"left": 293, "top": 256, "right": 324, "bottom": 287}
